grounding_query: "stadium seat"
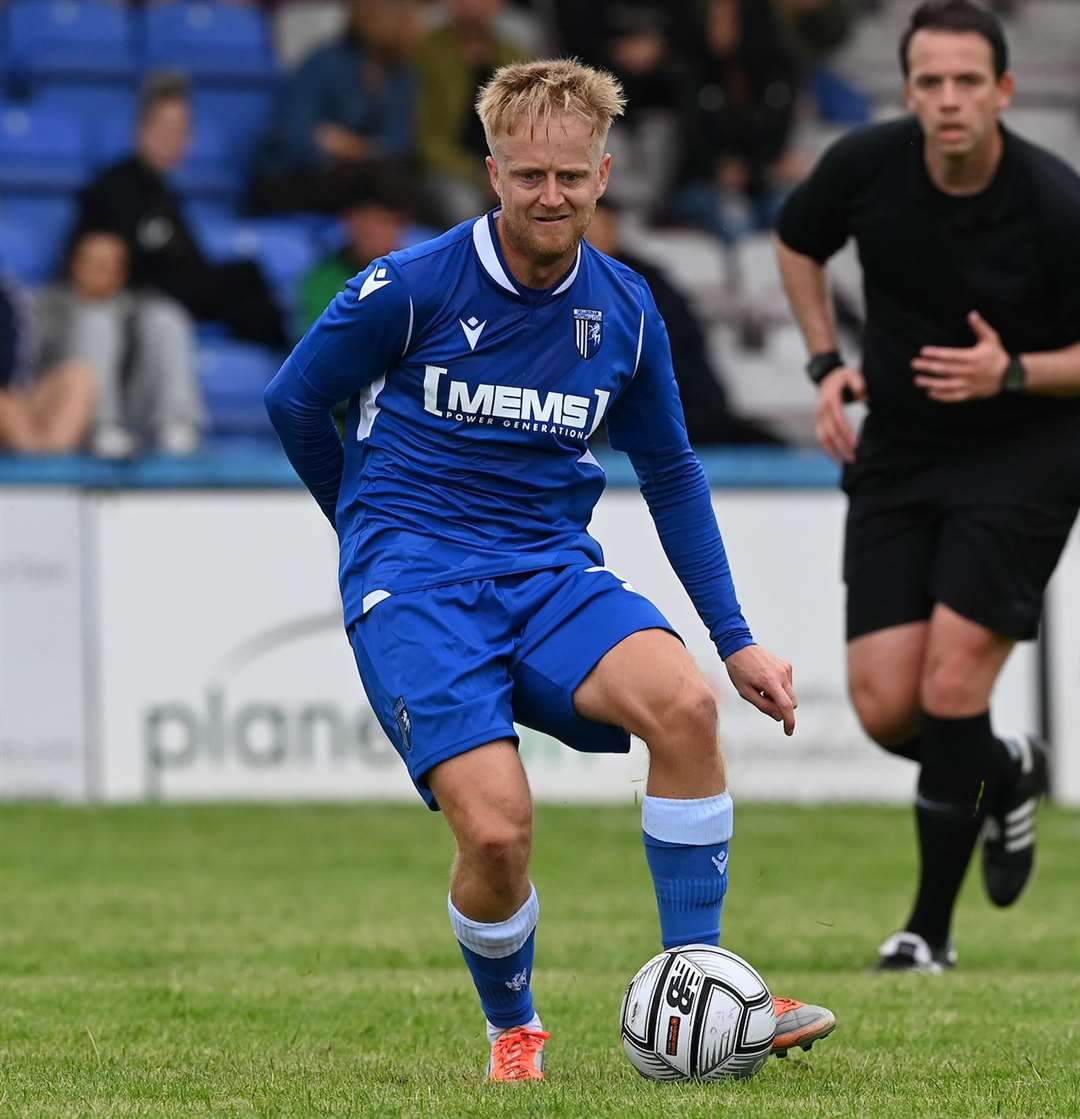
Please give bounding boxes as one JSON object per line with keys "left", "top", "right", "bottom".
{"left": 35, "top": 85, "right": 138, "bottom": 170}
{"left": 191, "top": 87, "right": 275, "bottom": 165}
{"left": 4, "top": 0, "right": 136, "bottom": 88}
{"left": 197, "top": 338, "right": 282, "bottom": 439}
{"left": 0, "top": 101, "right": 88, "bottom": 193}
{"left": 0, "top": 216, "right": 56, "bottom": 284}
{"left": 193, "top": 217, "right": 318, "bottom": 317}
{"left": 0, "top": 194, "right": 76, "bottom": 280}
{"left": 141, "top": 2, "right": 277, "bottom": 87}
{"left": 169, "top": 117, "right": 244, "bottom": 201}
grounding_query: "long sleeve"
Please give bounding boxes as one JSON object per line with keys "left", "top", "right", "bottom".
{"left": 264, "top": 258, "right": 414, "bottom": 526}
{"left": 607, "top": 280, "right": 754, "bottom": 659}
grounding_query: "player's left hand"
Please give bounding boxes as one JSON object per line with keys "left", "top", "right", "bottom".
{"left": 910, "top": 311, "right": 1009, "bottom": 402}
{"left": 725, "top": 644, "right": 797, "bottom": 736}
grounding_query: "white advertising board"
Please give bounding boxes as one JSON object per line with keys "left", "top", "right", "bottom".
{"left": 0, "top": 489, "right": 88, "bottom": 799}
{"left": 91, "top": 488, "right": 1040, "bottom": 804}
{"left": 1046, "top": 522, "right": 1080, "bottom": 806}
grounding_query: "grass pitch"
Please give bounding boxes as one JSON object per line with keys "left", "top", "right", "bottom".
{"left": 2, "top": 801, "right": 1078, "bottom": 1117}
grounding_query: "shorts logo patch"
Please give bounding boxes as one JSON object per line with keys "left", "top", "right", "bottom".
{"left": 573, "top": 307, "right": 603, "bottom": 359}
{"left": 393, "top": 696, "right": 412, "bottom": 752}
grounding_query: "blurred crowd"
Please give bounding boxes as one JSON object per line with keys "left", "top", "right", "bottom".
{"left": 0, "top": 0, "right": 897, "bottom": 457}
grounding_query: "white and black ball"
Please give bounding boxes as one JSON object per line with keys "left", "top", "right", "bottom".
{"left": 620, "top": 944, "right": 774, "bottom": 1082}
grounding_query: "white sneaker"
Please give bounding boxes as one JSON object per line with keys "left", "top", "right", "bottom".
{"left": 156, "top": 424, "right": 200, "bottom": 456}
{"left": 92, "top": 425, "right": 136, "bottom": 460}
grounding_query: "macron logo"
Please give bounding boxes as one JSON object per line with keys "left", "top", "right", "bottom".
{"left": 711, "top": 851, "right": 728, "bottom": 875}
{"left": 460, "top": 315, "right": 486, "bottom": 351}
{"left": 358, "top": 267, "right": 392, "bottom": 301}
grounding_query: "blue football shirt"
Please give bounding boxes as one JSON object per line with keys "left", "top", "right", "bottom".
{"left": 266, "top": 210, "right": 754, "bottom": 659}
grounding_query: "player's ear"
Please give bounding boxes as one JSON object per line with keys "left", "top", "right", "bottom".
{"left": 995, "top": 71, "right": 1015, "bottom": 112}
{"left": 903, "top": 79, "right": 914, "bottom": 113}
{"left": 485, "top": 155, "right": 502, "bottom": 201}
{"left": 596, "top": 153, "right": 612, "bottom": 198}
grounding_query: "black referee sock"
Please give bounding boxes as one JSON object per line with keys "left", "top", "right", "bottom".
{"left": 905, "top": 711, "right": 1017, "bottom": 949}
{"left": 881, "top": 735, "right": 921, "bottom": 763}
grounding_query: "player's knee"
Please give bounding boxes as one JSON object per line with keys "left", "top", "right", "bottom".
{"left": 463, "top": 819, "right": 532, "bottom": 883}
{"left": 920, "top": 653, "right": 983, "bottom": 715}
{"left": 849, "top": 673, "right": 917, "bottom": 746}
{"left": 646, "top": 682, "right": 718, "bottom": 758}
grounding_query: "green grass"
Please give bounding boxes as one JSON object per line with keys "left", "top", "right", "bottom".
{"left": 2, "top": 802, "right": 1078, "bottom": 1117}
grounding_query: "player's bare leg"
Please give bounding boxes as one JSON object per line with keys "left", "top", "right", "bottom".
{"left": 575, "top": 628, "right": 835, "bottom": 1055}
{"left": 427, "top": 742, "right": 548, "bottom": 1080}
{"left": 862, "top": 605, "right": 1038, "bottom": 970}
{"left": 848, "top": 621, "right": 928, "bottom": 755}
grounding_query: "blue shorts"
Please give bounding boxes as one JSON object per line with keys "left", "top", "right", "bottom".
{"left": 347, "top": 564, "right": 676, "bottom": 809}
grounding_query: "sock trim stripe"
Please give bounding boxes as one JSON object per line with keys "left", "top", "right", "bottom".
{"left": 449, "top": 886, "right": 539, "bottom": 959}
{"left": 642, "top": 791, "right": 733, "bottom": 845}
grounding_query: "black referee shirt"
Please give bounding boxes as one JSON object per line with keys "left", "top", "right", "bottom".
{"left": 777, "top": 118, "right": 1080, "bottom": 446}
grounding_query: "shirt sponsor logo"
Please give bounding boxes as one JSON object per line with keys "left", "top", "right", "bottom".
{"left": 423, "top": 365, "right": 609, "bottom": 440}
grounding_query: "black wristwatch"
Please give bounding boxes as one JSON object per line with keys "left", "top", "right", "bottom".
{"left": 1001, "top": 354, "right": 1027, "bottom": 393}
{"left": 806, "top": 351, "right": 845, "bottom": 385}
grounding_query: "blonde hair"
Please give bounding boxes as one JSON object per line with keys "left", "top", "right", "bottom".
{"left": 476, "top": 58, "right": 626, "bottom": 159}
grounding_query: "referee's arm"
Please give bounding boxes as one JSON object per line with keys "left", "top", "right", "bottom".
{"left": 774, "top": 237, "right": 866, "bottom": 463}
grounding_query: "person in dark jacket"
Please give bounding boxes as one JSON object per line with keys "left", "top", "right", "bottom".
{"left": 250, "top": 0, "right": 422, "bottom": 215}
{"left": 74, "top": 71, "right": 288, "bottom": 349}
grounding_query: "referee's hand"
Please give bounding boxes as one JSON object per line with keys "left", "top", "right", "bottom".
{"left": 725, "top": 645, "right": 797, "bottom": 736}
{"left": 815, "top": 366, "right": 866, "bottom": 464}
{"left": 910, "top": 311, "right": 1010, "bottom": 402}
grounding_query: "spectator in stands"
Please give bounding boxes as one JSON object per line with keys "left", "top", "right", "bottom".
{"left": 74, "top": 71, "right": 289, "bottom": 349}
{"left": 552, "top": 1, "right": 680, "bottom": 213}
{"left": 0, "top": 272, "right": 95, "bottom": 454}
{"left": 552, "top": 1, "right": 678, "bottom": 122}
{"left": 587, "top": 202, "right": 781, "bottom": 446}
{"left": 250, "top": 0, "right": 423, "bottom": 215}
{"left": 35, "top": 232, "right": 204, "bottom": 458}
{"left": 669, "top": 0, "right": 805, "bottom": 243}
{"left": 415, "top": 0, "right": 526, "bottom": 225}
{"left": 773, "top": 0, "right": 857, "bottom": 60}
{"left": 298, "top": 165, "right": 414, "bottom": 333}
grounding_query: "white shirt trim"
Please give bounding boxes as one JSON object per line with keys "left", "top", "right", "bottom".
{"left": 472, "top": 213, "right": 518, "bottom": 295}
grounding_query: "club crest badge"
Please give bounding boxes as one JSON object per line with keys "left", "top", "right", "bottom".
{"left": 573, "top": 307, "right": 603, "bottom": 360}
{"left": 393, "top": 696, "right": 412, "bottom": 753}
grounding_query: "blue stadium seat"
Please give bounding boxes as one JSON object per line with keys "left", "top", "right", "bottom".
{"left": 0, "top": 194, "right": 76, "bottom": 280}
{"left": 142, "top": 2, "right": 277, "bottom": 87}
{"left": 194, "top": 217, "right": 318, "bottom": 316}
{"left": 5, "top": 0, "right": 135, "bottom": 88}
{"left": 0, "top": 216, "right": 55, "bottom": 284}
{"left": 0, "top": 101, "right": 88, "bottom": 193}
{"left": 35, "top": 85, "right": 137, "bottom": 170}
{"left": 198, "top": 338, "right": 281, "bottom": 439}
{"left": 191, "top": 87, "right": 274, "bottom": 164}
{"left": 169, "top": 116, "right": 243, "bottom": 201}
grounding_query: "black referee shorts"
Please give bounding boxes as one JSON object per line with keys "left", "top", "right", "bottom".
{"left": 843, "top": 415, "right": 1080, "bottom": 642}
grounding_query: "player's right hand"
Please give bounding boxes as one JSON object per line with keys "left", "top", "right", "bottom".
{"left": 814, "top": 366, "right": 866, "bottom": 464}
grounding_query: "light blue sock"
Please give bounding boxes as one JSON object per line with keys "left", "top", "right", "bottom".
{"left": 642, "top": 792, "right": 733, "bottom": 949}
{"left": 449, "top": 886, "right": 539, "bottom": 1033}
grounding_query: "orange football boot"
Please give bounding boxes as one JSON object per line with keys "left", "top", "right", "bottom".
{"left": 772, "top": 996, "right": 836, "bottom": 1056}
{"left": 487, "top": 1026, "right": 550, "bottom": 1081}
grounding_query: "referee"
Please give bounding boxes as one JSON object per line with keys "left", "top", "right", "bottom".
{"left": 775, "top": 0, "right": 1080, "bottom": 971}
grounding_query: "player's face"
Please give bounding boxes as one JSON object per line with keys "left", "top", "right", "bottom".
{"left": 904, "top": 30, "right": 1014, "bottom": 158}
{"left": 487, "top": 114, "right": 611, "bottom": 270}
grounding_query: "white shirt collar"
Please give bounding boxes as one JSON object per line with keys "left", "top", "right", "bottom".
{"left": 472, "top": 210, "right": 581, "bottom": 298}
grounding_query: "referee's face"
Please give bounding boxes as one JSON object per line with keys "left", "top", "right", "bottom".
{"left": 904, "top": 30, "right": 1014, "bottom": 160}
{"left": 487, "top": 113, "right": 611, "bottom": 270}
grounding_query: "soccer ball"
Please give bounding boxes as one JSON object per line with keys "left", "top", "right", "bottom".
{"left": 619, "top": 944, "right": 774, "bottom": 1082}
